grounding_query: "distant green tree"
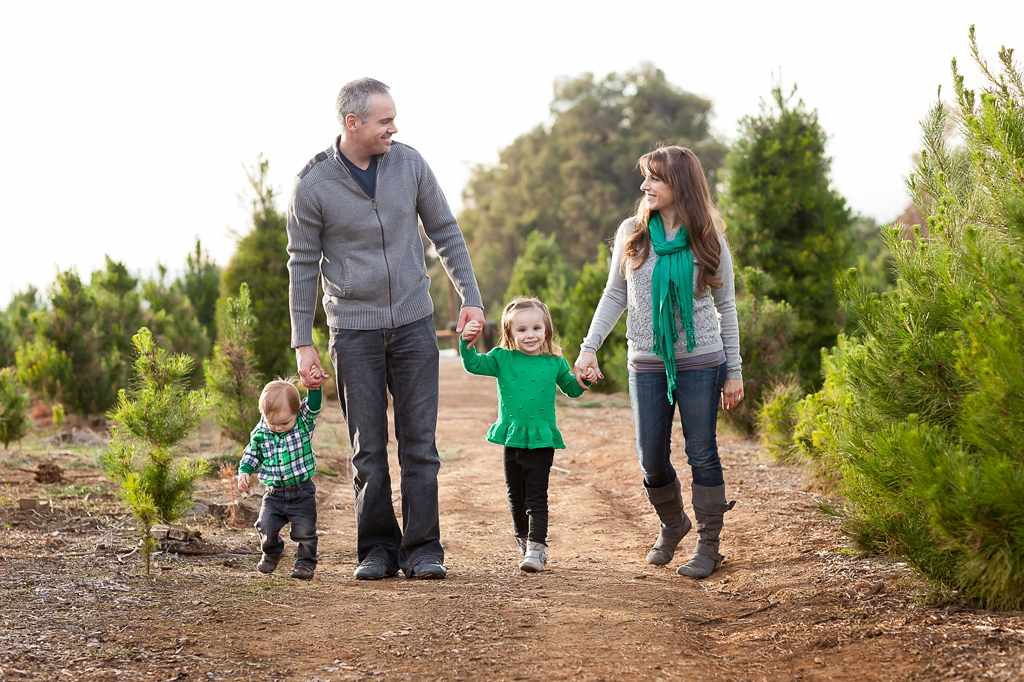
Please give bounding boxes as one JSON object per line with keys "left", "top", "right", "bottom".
{"left": 183, "top": 237, "right": 221, "bottom": 344}
{"left": 0, "top": 368, "right": 30, "bottom": 449}
{"left": 16, "top": 269, "right": 122, "bottom": 416}
{"left": 460, "top": 63, "right": 728, "bottom": 312}
{"left": 0, "top": 287, "right": 40, "bottom": 368}
{"left": 141, "top": 265, "right": 210, "bottom": 383}
{"left": 504, "top": 230, "right": 571, "bottom": 337}
{"left": 91, "top": 256, "right": 143, "bottom": 364}
{"left": 206, "top": 283, "right": 264, "bottom": 445}
{"left": 720, "top": 85, "right": 853, "bottom": 385}
{"left": 103, "top": 328, "right": 211, "bottom": 573}
{"left": 222, "top": 156, "right": 293, "bottom": 380}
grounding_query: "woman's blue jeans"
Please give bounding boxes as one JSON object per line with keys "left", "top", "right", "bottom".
{"left": 628, "top": 362, "right": 727, "bottom": 489}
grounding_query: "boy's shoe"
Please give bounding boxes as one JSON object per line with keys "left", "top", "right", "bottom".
{"left": 519, "top": 541, "right": 548, "bottom": 573}
{"left": 515, "top": 536, "right": 527, "bottom": 557}
{"left": 257, "top": 553, "right": 283, "bottom": 574}
{"left": 291, "top": 564, "right": 315, "bottom": 580}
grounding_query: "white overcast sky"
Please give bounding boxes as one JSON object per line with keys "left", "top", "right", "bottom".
{"left": 1, "top": 1, "right": 1021, "bottom": 307}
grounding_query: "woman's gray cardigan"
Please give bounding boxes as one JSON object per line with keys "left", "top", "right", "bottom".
{"left": 580, "top": 218, "right": 743, "bottom": 381}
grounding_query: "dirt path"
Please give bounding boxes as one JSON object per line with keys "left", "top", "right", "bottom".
{"left": 2, "top": 359, "right": 1023, "bottom": 681}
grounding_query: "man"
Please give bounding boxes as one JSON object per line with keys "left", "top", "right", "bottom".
{"left": 287, "top": 77, "right": 484, "bottom": 580}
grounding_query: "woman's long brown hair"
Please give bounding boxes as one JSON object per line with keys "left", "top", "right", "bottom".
{"left": 621, "top": 146, "right": 723, "bottom": 294}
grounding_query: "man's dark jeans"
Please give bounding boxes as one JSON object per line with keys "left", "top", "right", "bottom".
{"left": 628, "top": 362, "right": 728, "bottom": 489}
{"left": 329, "top": 315, "right": 443, "bottom": 576}
{"left": 255, "top": 479, "right": 318, "bottom": 568}
{"left": 503, "top": 446, "right": 554, "bottom": 545}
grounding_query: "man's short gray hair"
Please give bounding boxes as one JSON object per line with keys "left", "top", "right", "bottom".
{"left": 336, "top": 78, "right": 391, "bottom": 127}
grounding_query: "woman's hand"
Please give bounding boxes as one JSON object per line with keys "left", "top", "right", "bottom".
{"left": 722, "top": 378, "right": 744, "bottom": 411}
{"left": 574, "top": 351, "right": 603, "bottom": 389}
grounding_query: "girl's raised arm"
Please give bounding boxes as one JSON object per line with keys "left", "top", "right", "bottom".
{"left": 459, "top": 338, "right": 500, "bottom": 377}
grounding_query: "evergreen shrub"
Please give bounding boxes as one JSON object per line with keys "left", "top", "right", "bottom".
{"left": 756, "top": 376, "right": 804, "bottom": 462}
{"left": 791, "top": 30, "right": 1024, "bottom": 608}
{"left": 723, "top": 268, "right": 800, "bottom": 434}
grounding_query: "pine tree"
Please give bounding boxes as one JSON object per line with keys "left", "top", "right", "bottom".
{"left": 222, "top": 156, "right": 293, "bottom": 380}
{"left": 793, "top": 29, "right": 1024, "bottom": 608}
{"left": 720, "top": 85, "right": 853, "bottom": 385}
{"left": 205, "top": 283, "right": 264, "bottom": 444}
{"left": 183, "top": 237, "right": 221, "bottom": 345}
{"left": 102, "top": 328, "right": 212, "bottom": 573}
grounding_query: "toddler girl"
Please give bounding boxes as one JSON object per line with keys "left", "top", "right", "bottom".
{"left": 460, "top": 297, "right": 595, "bottom": 572}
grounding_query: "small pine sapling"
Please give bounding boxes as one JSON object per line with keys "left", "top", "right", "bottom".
{"left": 205, "top": 283, "right": 264, "bottom": 444}
{"left": 103, "top": 328, "right": 212, "bottom": 573}
{"left": 0, "top": 367, "right": 30, "bottom": 449}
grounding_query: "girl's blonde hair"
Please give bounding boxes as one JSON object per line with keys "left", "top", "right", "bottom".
{"left": 259, "top": 376, "right": 301, "bottom": 417}
{"left": 498, "top": 297, "right": 562, "bottom": 357}
{"left": 623, "top": 146, "right": 724, "bottom": 295}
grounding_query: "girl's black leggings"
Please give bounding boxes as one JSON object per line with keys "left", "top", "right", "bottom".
{"left": 502, "top": 446, "right": 555, "bottom": 545}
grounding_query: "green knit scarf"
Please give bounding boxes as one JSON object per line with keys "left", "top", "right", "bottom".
{"left": 649, "top": 211, "right": 696, "bottom": 403}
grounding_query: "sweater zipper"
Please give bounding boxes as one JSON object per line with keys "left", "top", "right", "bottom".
{"left": 370, "top": 158, "right": 395, "bottom": 328}
{"left": 344, "top": 156, "right": 395, "bottom": 328}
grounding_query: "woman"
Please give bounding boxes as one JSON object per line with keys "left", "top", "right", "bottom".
{"left": 575, "top": 146, "right": 743, "bottom": 578}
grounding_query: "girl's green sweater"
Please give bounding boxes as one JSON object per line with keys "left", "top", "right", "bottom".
{"left": 460, "top": 339, "right": 589, "bottom": 449}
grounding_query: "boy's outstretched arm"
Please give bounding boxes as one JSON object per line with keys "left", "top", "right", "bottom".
{"left": 238, "top": 435, "right": 263, "bottom": 493}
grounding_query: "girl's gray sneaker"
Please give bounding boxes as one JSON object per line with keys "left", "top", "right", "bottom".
{"left": 519, "top": 541, "right": 548, "bottom": 572}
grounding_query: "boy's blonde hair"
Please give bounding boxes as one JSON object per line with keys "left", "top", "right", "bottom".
{"left": 498, "top": 297, "right": 562, "bottom": 357}
{"left": 259, "top": 376, "right": 301, "bottom": 417}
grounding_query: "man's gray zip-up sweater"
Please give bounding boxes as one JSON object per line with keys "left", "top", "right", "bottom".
{"left": 287, "top": 139, "right": 483, "bottom": 346}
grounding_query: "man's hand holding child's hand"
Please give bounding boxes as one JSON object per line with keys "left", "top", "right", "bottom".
{"left": 237, "top": 472, "right": 250, "bottom": 493}
{"left": 462, "top": 320, "right": 482, "bottom": 342}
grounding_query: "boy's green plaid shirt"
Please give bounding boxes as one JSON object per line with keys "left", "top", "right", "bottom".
{"left": 239, "top": 391, "right": 321, "bottom": 486}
